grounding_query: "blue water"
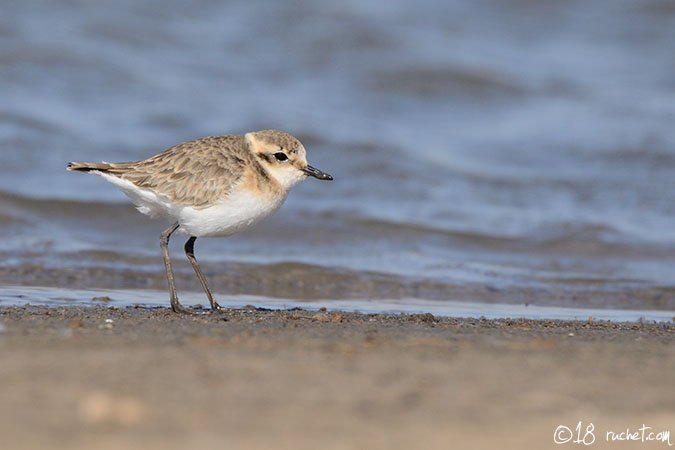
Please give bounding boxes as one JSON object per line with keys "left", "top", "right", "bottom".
{"left": 2, "top": 0, "right": 675, "bottom": 316}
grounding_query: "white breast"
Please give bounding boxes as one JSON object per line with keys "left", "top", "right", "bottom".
{"left": 177, "top": 188, "right": 287, "bottom": 237}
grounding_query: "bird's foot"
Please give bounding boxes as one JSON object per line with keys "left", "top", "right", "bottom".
{"left": 171, "top": 301, "right": 210, "bottom": 315}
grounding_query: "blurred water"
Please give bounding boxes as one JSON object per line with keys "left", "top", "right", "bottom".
{"left": 2, "top": 0, "right": 675, "bottom": 311}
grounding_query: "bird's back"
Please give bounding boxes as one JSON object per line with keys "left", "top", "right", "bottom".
{"left": 70, "top": 135, "right": 256, "bottom": 209}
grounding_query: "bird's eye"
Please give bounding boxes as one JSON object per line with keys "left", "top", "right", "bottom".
{"left": 274, "top": 152, "right": 288, "bottom": 162}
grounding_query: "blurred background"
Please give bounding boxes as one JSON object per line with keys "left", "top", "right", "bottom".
{"left": 2, "top": 0, "right": 675, "bottom": 312}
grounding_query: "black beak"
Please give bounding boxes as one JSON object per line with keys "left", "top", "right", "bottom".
{"left": 302, "top": 165, "right": 333, "bottom": 181}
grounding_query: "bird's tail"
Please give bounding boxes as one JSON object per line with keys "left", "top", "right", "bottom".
{"left": 66, "top": 162, "right": 113, "bottom": 173}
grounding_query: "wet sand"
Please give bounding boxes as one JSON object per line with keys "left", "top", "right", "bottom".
{"left": 3, "top": 261, "right": 675, "bottom": 311}
{"left": 0, "top": 305, "right": 673, "bottom": 450}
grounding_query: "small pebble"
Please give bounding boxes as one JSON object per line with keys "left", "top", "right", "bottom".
{"left": 99, "top": 318, "right": 115, "bottom": 330}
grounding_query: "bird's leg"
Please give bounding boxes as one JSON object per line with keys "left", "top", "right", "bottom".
{"left": 184, "top": 236, "right": 222, "bottom": 311}
{"left": 160, "top": 222, "right": 193, "bottom": 314}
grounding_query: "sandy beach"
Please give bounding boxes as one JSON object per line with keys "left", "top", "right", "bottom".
{"left": 0, "top": 305, "right": 672, "bottom": 450}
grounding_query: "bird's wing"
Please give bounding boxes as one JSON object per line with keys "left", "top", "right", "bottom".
{"left": 107, "top": 135, "right": 249, "bottom": 208}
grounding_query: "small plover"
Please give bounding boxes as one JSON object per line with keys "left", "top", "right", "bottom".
{"left": 67, "top": 129, "right": 333, "bottom": 313}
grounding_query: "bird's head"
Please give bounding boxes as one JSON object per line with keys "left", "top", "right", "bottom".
{"left": 245, "top": 130, "right": 333, "bottom": 190}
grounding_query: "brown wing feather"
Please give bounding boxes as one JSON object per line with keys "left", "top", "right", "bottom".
{"left": 106, "top": 135, "right": 251, "bottom": 208}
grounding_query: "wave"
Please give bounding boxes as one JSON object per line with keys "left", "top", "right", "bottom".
{"left": 0, "top": 189, "right": 140, "bottom": 223}
{"left": 370, "top": 65, "right": 527, "bottom": 99}
{"left": 1, "top": 188, "right": 668, "bottom": 256}
{"left": 0, "top": 111, "right": 65, "bottom": 134}
{"left": 345, "top": 216, "right": 674, "bottom": 258}
{"left": 0, "top": 189, "right": 130, "bottom": 208}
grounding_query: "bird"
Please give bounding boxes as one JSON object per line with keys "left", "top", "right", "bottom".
{"left": 67, "top": 129, "right": 333, "bottom": 314}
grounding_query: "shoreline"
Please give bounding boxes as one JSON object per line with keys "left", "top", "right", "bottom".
{"left": 2, "top": 260, "right": 674, "bottom": 312}
{"left": 1, "top": 305, "right": 673, "bottom": 449}
{"left": 2, "top": 285, "right": 675, "bottom": 324}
